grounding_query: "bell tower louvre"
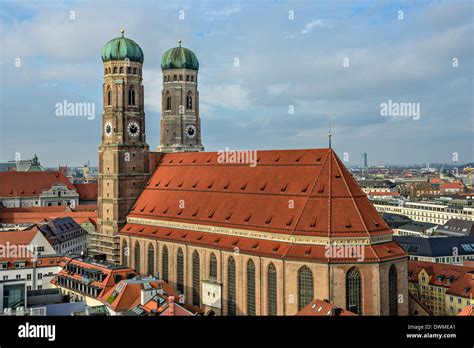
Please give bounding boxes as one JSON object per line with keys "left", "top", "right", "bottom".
{"left": 92, "top": 30, "right": 150, "bottom": 262}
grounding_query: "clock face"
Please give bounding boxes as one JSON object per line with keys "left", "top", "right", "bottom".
{"left": 104, "top": 122, "right": 113, "bottom": 137}
{"left": 186, "top": 124, "right": 196, "bottom": 138}
{"left": 127, "top": 122, "right": 140, "bottom": 137}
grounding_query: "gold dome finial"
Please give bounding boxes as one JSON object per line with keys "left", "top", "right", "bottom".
{"left": 120, "top": 28, "right": 125, "bottom": 37}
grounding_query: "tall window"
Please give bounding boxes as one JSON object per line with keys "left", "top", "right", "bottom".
{"left": 107, "top": 87, "right": 112, "bottom": 106}
{"left": 165, "top": 93, "right": 171, "bottom": 110}
{"left": 209, "top": 253, "right": 217, "bottom": 279}
{"left": 122, "top": 240, "right": 128, "bottom": 266}
{"left": 147, "top": 243, "right": 154, "bottom": 276}
{"left": 162, "top": 245, "right": 169, "bottom": 282}
{"left": 247, "top": 259, "right": 256, "bottom": 315}
{"left": 267, "top": 263, "right": 277, "bottom": 315}
{"left": 389, "top": 265, "right": 398, "bottom": 316}
{"left": 186, "top": 92, "right": 193, "bottom": 109}
{"left": 128, "top": 86, "right": 136, "bottom": 106}
{"left": 177, "top": 248, "right": 184, "bottom": 293}
{"left": 227, "top": 256, "right": 236, "bottom": 315}
{"left": 134, "top": 241, "right": 140, "bottom": 274}
{"left": 346, "top": 267, "right": 362, "bottom": 315}
{"left": 298, "top": 265, "right": 314, "bottom": 310}
{"left": 192, "top": 251, "right": 200, "bottom": 306}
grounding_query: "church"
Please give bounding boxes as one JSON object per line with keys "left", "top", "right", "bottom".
{"left": 91, "top": 30, "right": 409, "bottom": 316}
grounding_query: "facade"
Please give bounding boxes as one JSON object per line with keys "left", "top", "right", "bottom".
{"left": 51, "top": 256, "right": 137, "bottom": 306}
{"left": 372, "top": 199, "right": 474, "bottom": 225}
{"left": 395, "top": 236, "right": 474, "bottom": 265}
{"left": 393, "top": 221, "right": 438, "bottom": 237}
{"left": 408, "top": 261, "right": 473, "bottom": 316}
{"left": 0, "top": 171, "right": 79, "bottom": 208}
{"left": 37, "top": 217, "right": 88, "bottom": 255}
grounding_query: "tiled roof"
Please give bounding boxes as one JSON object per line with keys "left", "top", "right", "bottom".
{"left": 408, "top": 261, "right": 474, "bottom": 298}
{"left": 0, "top": 206, "right": 98, "bottom": 224}
{"left": 37, "top": 217, "right": 87, "bottom": 245}
{"left": 125, "top": 149, "right": 393, "bottom": 239}
{"left": 296, "top": 299, "right": 357, "bottom": 316}
{"left": 395, "top": 236, "right": 474, "bottom": 257}
{"left": 0, "top": 255, "right": 64, "bottom": 270}
{"left": 74, "top": 183, "right": 98, "bottom": 200}
{"left": 457, "top": 305, "right": 473, "bottom": 316}
{"left": 0, "top": 171, "right": 75, "bottom": 197}
{"left": 0, "top": 228, "right": 38, "bottom": 245}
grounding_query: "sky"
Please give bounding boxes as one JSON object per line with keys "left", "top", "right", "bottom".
{"left": 0, "top": 0, "right": 472, "bottom": 167}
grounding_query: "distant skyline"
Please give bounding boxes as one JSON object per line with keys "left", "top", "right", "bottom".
{"left": 0, "top": 0, "right": 472, "bottom": 166}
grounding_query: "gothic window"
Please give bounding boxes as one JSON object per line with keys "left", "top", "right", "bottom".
{"left": 191, "top": 75, "right": 194, "bottom": 82}
{"left": 165, "top": 93, "right": 171, "bottom": 111}
{"left": 122, "top": 240, "right": 128, "bottom": 267}
{"left": 192, "top": 250, "right": 200, "bottom": 306}
{"left": 346, "top": 267, "right": 362, "bottom": 314}
{"left": 186, "top": 92, "right": 193, "bottom": 110}
{"left": 247, "top": 259, "right": 256, "bottom": 315}
{"left": 134, "top": 241, "right": 140, "bottom": 273}
{"left": 104, "top": 68, "right": 107, "bottom": 75}
{"left": 133, "top": 68, "right": 137, "bottom": 74}
{"left": 186, "top": 75, "right": 190, "bottom": 81}
{"left": 209, "top": 252, "right": 217, "bottom": 279}
{"left": 147, "top": 243, "right": 154, "bottom": 276}
{"left": 106, "top": 86, "right": 112, "bottom": 106}
{"left": 127, "top": 67, "right": 131, "bottom": 74}
{"left": 119, "top": 67, "right": 123, "bottom": 73}
{"left": 128, "top": 86, "right": 136, "bottom": 106}
{"left": 298, "top": 265, "right": 314, "bottom": 310}
{"left": 267, "top": 263, "right": 277, "bottom": 315}
{"left": 177, "top": 248, "right": 184, "bottom": 293}
{"left": 113, "top": 67, "right": 117, "bottom": 73}
{"left": 389, "top": 265, "right": 398, "bottom": 316}
{"left": 173, "top": 75, "right": 177, "bottom": 81}
{"left": 227, "top": 256, "right": 236, "bottom": 315}
{"left": 162, "top": 245, "right": 169, "bottom": 282}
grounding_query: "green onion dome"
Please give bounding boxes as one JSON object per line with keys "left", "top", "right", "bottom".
{"left": 101, "top": 29, "right": 144, "bottom": 64}
{"left": 161, "top": 40, "right": 199, "bottom": 70}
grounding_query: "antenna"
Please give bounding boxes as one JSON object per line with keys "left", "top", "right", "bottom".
{"left": 328, "top": 123, "right": 332, "bottom": 149}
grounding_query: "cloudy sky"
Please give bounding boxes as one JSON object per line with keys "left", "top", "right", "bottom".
{"left": 0, "top": 0, "right": 472, "bottom": 167}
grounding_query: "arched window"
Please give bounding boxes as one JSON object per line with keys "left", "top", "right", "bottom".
{"left": 113, "top": 67, "right": 117, "bottom": 73}
{"left": 127, "top": 67, "right": 131, "bottom": 74}
{"left": 122, "top": 240, "right": 128, "bottom": 266}
{"left": 177, "top": 248, "right": 184, "bottom": 293}
{"left": 128, "top": 86, "right": 136, "bottom": 106}
{"left": 133, "top": 68, "right": 137, "bottom": 74}
{"left": 147, "top": 243, "right": 154, "bottom": 276}
{"left": 389, "top": 265, "right": 398, "bottom": 316}
{"left": 346, "top": 267, "right": 362, "bottom": 314}
{"left": 165, "top": 93, "right": 171, "bottom": 111}
{"left": 106, "top": 86, "right": 112, "bottom": 106}
{"left": 134, "top": 241, "right": 141, "bottom": 274}
{"left": 186, "top": 75, "right": 190, "bottom": 81}
{"left": 298, "top": 265, "right": 314, "bottom": 310}
{"left": 209, "top": 253, "right": 217, "bottom": 279}
{"left": 191, "top": 75, "right": 194, "bottom": 82}
{"left": 227, "top": 256, "right": 236, "bottom": 315}
{"left": 247, "top": 259, "right": 256, "bottom": 315}
{"left": 192, "top": 251, "right": 200, "bottom": 306}
{"left": 179, "top": 75, "right": 183, "bottom": 81}
{"left": 162, "top": 245, "right": 169, "bottom": 282}
{"left": 186, "top": 92, "right": 193, "bottom": 110}
{"left": 267, "top": 263, "right": 277, "bottom": 315}
{"left": 119, "top": 67, "right": 123, "bottom": 73}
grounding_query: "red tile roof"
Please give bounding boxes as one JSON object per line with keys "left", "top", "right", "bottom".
{"left": 74, "top": 183, "right": 98, "bottom": 200}
{"left": 125, "top": 149, "right": 393, "bottom": 238}
{"left": 122, "top": 149, "right": 406, "bottom": 262}
{"left": 0, "top": 205, "right": 98, "bottom": 224}
{"left": 440, "top": 181, "right": 465, "bottom": 190}
{"left": 409, "top": 260, "right": 474, "bottom": 298}
{"left": 0, "top": 228, "right": 38, "bottom": 246}
{"left": 296, "top": 299, "right": 357, "bottom": 316}
{"left": 0, "top": 171, "right": 75, "bottom": 197}
{"left": 457, "top": 305, "right": 473, "bottom": 316}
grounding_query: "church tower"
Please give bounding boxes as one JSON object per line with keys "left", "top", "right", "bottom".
{"left": 158, "top": 40, "right": 204, "bottom": 152}
{"left": 94, "top": 30, "right": 149, "bottom": 262}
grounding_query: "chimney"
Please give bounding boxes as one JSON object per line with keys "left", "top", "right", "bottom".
{"left": 168, "top": 295, "right": 175, "bottom": 316}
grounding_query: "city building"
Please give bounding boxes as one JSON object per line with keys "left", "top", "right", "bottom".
{"left": 36, "top": 217, "right": 88, "bottom": 255}
{"left": 73, "top": 182, "right": 98, "bottom": 205}
{"left": 393, "top": 221, "right": 438, "bottom": 237}
{"left": 0, "top": 171, "right": 79, "bottom": 208}
{"left": 436, "top": 219, "right": 474, "bottom": 237}
{"left": 408, "top": 261, "right": 473, "bottom": 316}
{"left": 395, "top": 236, "right": 474, "bottom": 265}
{"left": 51, "top": 255, "right": 138, "bottom": 306}
{"left": 93, "top": 32, "right": 408, "bottom": 316}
